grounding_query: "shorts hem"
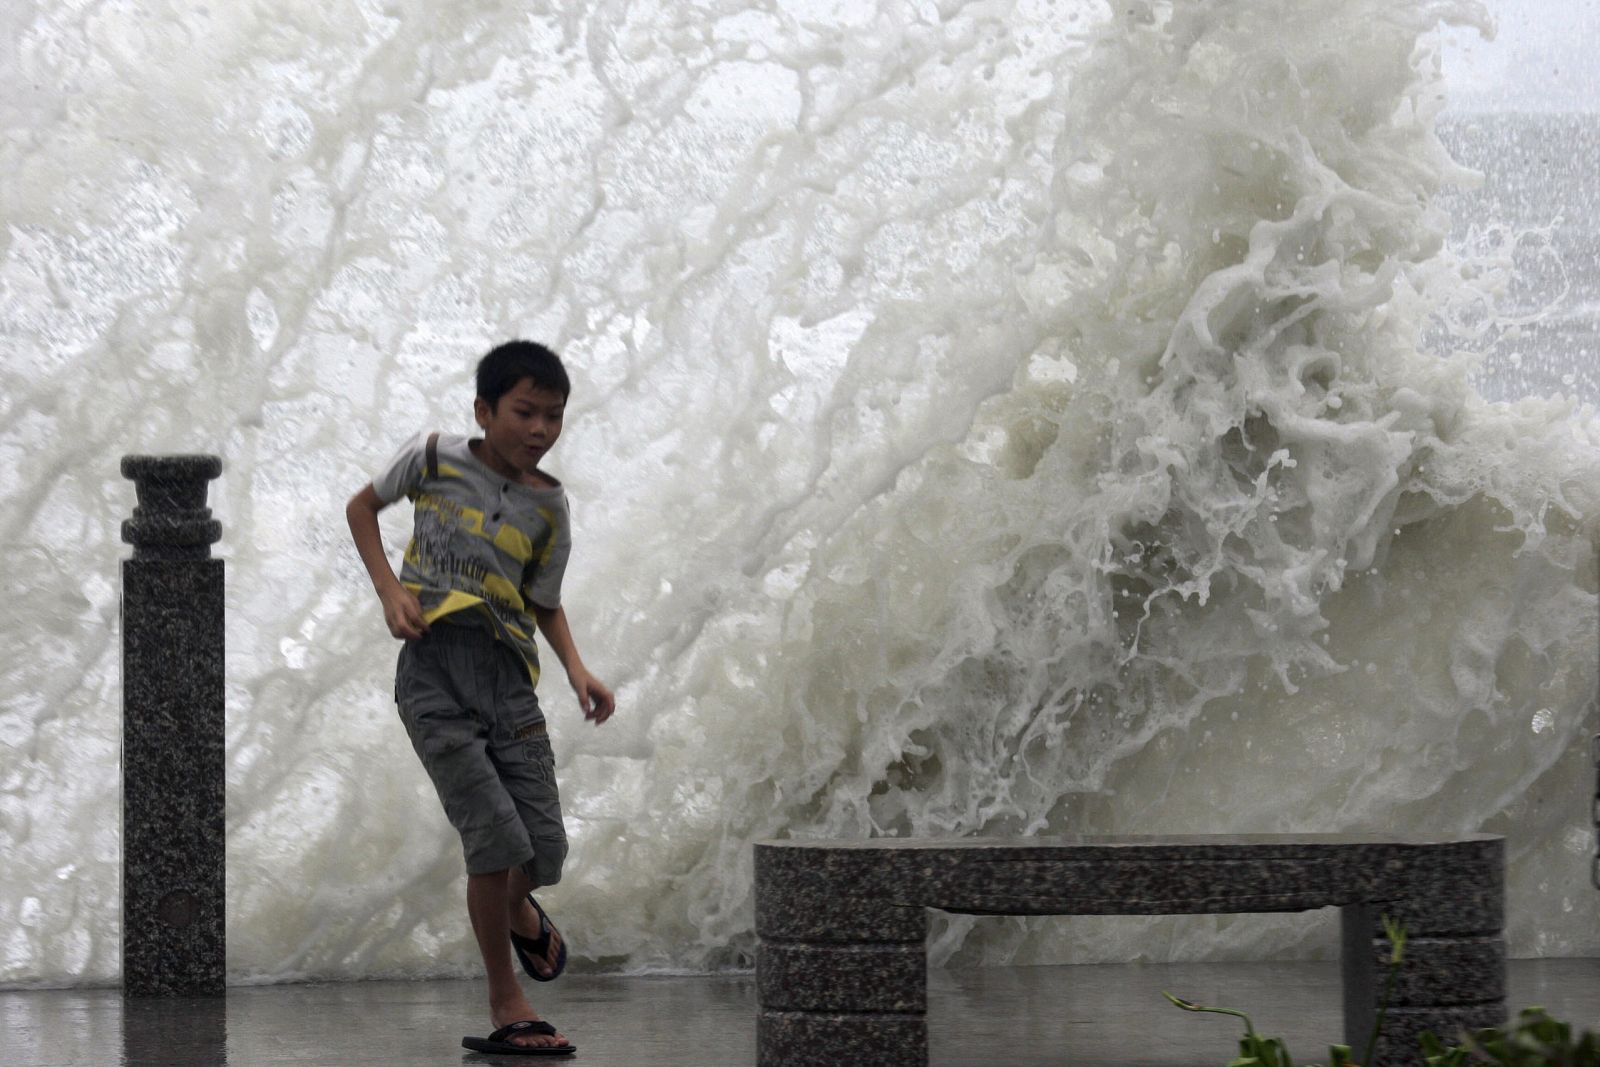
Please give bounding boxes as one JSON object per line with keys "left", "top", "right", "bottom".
{"left": 464, "top": 813, "right": 538, "bottom": 876}
{"left": 524, "top": 857, "right": 564, "bottom": 888}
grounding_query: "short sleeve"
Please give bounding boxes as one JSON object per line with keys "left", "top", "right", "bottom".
{"left": 371, "top": 431, "right": 428, "bottom": 504}
{"left": 524, "top": 493, "right": 572, "bottom": 610}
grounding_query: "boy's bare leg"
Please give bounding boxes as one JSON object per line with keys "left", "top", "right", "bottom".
{"left": 466, "top": 870, "right": 567, "bottom": 1049}
{"left": 507, "top": 866, "right": 564, "bottom": 978}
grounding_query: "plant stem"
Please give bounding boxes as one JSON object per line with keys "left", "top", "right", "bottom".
{"left": 1362, "top": 955, "right": 1401, "bottom": 1067}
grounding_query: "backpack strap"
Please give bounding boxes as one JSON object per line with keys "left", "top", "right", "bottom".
{"left": 425, "top": 432, "right": 439, "bottom": 481}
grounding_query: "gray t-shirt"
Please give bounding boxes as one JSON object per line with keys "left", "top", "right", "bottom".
{"left": 373, "top": 431, "right": 571, "bottom": 684}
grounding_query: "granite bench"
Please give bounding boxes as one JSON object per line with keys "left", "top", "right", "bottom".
{"left": 754, "top": 833, "right": 1504, "bottom": 1067}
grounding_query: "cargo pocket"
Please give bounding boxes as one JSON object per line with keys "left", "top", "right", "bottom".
{"left": 498, "top": 680, "right": 546, "bottom": 749}
{"left": 522, "top": 731, "right": 555, "bottom": 780}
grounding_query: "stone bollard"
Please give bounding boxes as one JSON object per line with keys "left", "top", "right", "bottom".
{"left": 120, "top": 455, "right": 225, "bottom": 996}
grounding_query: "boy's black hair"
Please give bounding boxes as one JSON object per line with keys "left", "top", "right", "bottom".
{"left": 476, "top": 340, "right": 570, "bottom": 409}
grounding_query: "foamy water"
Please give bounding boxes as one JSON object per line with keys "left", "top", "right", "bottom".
{"left": 1, "top": 0, "right": 1596, "bottom": 986}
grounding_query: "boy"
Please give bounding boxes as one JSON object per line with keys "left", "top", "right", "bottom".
{"left": 345, "top": 340, "right": 614, "bottom": 1055}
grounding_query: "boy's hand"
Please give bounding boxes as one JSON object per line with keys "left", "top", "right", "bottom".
{"left": 379, "top": 585, "right": 430, "bottom": 641}
{"left": 569, "top": 669, "right": 615, "bottom": 725}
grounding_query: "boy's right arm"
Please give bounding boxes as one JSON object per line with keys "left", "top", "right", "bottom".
{"left": 345, "top": 484, "right": 429, "bottom": 640}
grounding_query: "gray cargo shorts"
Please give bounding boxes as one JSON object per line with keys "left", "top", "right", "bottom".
{"left": 395, "top": 622, "right": 567, "bottom": 885}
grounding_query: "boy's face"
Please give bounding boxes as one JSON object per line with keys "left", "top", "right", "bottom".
{"left": 473, "top": 377, "right": 565, "bottom": 476}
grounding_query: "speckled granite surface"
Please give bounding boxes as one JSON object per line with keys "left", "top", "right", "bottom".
{"left": 121, "top": 456, "right": 225, "bottom": 997}
{"left": 121, "top": 455, "right": 223, "bottom": 561}
{"left": 755, "top": 834, "right": 1504, "bottom": 1067}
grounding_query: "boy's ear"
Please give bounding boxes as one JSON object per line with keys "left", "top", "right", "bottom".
{"left": 472, "top": 395, "right": 491, "bottom": 426}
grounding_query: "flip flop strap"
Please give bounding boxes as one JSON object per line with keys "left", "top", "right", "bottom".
{"left": 511, "top": 923, "right": 552, "bottom": 958}
{"left": 489, "top": 1019, "right": 557, "bottom": 1041}
{"left": 528, "top": 895, "right": 556, "bottom": 952}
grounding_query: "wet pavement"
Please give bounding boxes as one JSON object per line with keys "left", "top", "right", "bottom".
{"left": 3, "top": 958, "right": 1597, "bottom": 1066}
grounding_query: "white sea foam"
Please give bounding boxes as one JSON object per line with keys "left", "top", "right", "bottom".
{"left": 0, "top": 0, "right": 1596, "bottom": 986}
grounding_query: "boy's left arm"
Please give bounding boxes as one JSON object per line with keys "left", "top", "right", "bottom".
{"left": 532, "top": 604, "right": 615, "bottom": 724}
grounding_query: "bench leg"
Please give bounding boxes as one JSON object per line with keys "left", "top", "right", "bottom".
{"left": 757, "top": 938, "right": 928, "bottom": 1067}
{"left": 1340, "top": 843, "right": 1506, "bottom": 1065}
{"left": 754, "top": 847, "right": 930, "bottom": 1066}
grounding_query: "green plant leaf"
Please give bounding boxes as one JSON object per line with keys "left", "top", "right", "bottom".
{"left": 1164, "top": 990, "right": 1257, "bottom": 1034}
{"left": 1380, "top": 914, "right": 1407, "bottom": 966}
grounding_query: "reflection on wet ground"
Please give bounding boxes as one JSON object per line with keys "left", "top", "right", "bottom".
{"left": 3, "top": 958, "right": 1597, "bottom": 1067}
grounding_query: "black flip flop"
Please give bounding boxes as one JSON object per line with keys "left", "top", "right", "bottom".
{"left": 510, "top": 894, "right": 568, "bottom": 982}
{"left": 462, "top": 1019, "right": 575, "bottom": 1056}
